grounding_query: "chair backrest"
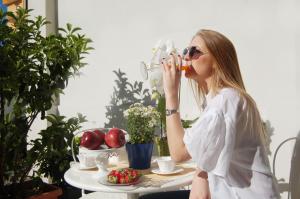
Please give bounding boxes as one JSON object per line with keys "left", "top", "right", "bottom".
{"left": 272, "top": 132, "right": 300, "bottom": 199}
{"left": 290, "top": 132, "right": 300, "bottom": 199}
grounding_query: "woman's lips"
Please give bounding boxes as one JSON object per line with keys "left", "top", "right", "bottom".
{"left": 184, "top": 65, "right": 195, "bottom": 77}
{"left": 186, "top": 65, "right": 194, "bottom": 72}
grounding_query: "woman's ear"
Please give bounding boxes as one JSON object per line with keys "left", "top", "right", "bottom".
{"left": 212, "top": 61, "right": 218, "bottom": 70}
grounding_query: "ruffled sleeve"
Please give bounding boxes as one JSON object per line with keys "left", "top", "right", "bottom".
{"left": 183, "top": 108, "right": 236, "bottom": 177}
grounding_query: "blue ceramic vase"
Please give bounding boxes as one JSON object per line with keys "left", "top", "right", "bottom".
{"left": 125, "top": 142, "right": 153, "bottom": 169}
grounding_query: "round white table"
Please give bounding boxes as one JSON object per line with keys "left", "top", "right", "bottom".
{"left": 64, "top": 160, "right": 196, "bottom": 199}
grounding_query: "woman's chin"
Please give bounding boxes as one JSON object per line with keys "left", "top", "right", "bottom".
{"left": 184, "top": 72, "right": 192, "bottom": 78}
{"left": 184, "top": 67, "right": 196, "bottom": 79}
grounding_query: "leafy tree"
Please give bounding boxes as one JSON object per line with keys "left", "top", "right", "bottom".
{"left": 0, "top": 8, "right": 91, "bottom": 198}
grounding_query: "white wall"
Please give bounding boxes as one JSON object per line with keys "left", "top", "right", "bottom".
{"left": 28, "top": 0, "right": 300, "bottom": 197}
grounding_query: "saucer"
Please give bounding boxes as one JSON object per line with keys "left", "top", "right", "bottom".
{"left": 79, "top": 164, "right": 97, "bottom": 170}
{"left": 71, "top": 162, "right": 97, "bottom": 170}
{"left": 151, "top": 167, "right": 184, "bottom": 175}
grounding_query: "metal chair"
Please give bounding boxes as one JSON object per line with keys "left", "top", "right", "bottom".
{"left": 272, "top": 132, "right": 300, "bottom": 199}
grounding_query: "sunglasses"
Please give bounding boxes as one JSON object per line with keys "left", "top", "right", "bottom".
{"left": 182, "top": 46, "right": 205, "bottom": 59}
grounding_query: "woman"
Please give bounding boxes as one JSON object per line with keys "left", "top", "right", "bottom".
{"left": 139, "top": 29, "right": 280, "bottom": 199}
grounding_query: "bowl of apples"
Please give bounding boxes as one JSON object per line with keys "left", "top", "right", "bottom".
{"left": 72, "top": 127, "right": 127, "bottom": 169}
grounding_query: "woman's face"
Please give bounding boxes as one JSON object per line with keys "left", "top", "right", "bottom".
{"left": 184, "top": 36, "right": 215, "bottom": 83}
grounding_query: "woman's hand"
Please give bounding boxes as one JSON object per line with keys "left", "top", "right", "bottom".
{"left": 189, "top": 169, "right": 211, "bottom": 199}
{"left": 161, "top": 53, "right": 182, "bottom": 108}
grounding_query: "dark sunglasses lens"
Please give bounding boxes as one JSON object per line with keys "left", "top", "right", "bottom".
{"left": 190, "top": 47, "right": 201, "bottom": 58}
{"left": 183, "top": 48, "right": 188, "bottom": 56}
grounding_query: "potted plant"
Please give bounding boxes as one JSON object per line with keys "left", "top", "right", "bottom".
{"left": 0, "top": 8, "right": 92, "bottom": 198}
{"left": 124, "top": 103, "right": 160, "bottom": 169}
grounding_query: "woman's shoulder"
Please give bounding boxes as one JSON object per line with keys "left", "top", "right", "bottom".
{"left": 219, "top": 87, "right": 240, "bottom": 99}
{"left": 208, "top": 87, "right": 245, "bottom": 117}
{"left": 210, "top": 87, "right": 242, "bottom": 106}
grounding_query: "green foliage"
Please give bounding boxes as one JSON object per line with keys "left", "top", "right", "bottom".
{"left": 152, "top": 91, "right": 198, "bottom": 131}
{"left": 154, "top": 136, "right": 170, "bottom": 156}
{"left": 0, "top": 8, "right": 91, "bottom": 197}
{"left": 31, "top": 114, "right": 86, "bottom": 185}
{"left": 181, "top": 118, "right": 198, "bottom": 129}
{"left": 152, "top": 92, "right": 166, "bottom": 137}
{"left": 104, "top": 69, "right": 153, "bottom": 130}
{"left": 124, "top": 103, "right": 160, "bottom": 144}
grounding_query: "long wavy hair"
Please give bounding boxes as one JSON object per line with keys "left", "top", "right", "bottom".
{"left": 190, "top": 29, "right": 266, "bottom": 143}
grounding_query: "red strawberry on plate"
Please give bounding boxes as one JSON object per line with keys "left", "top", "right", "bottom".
{"left": 106, "top": 168, "right": 141, "bottom": 185}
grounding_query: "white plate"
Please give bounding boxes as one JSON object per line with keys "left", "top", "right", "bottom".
{"left": 151, "top": 167, "right": 184, "bottom": 175}
{"left": 98, "top": 175, "right": 143, "bottom": 186}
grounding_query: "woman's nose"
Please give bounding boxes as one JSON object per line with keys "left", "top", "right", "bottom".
{"left": 182, "top": 55, "right": 192, "bottom": 66}
{"left": 183, "top": 53, "right": 191, "bottom": 61}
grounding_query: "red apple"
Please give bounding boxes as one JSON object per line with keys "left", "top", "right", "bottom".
{"left": 105, "top": 128, "right": 126, "bottom": 148}
{"left": 80, "top": 131, "right": 102, "bottom": 150}
{"left": 93, "top": 129, "right": 105, "bottom": 145}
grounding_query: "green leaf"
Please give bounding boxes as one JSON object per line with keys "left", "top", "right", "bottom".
{"left": 71, "top": 27, "right": 82, "bottom": 34}
{"left": 66, "top": 23, "right": 72, "bottom": 32}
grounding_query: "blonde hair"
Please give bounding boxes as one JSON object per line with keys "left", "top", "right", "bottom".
{"left": 190, "top": 29, "right": 266, "bottom": 144}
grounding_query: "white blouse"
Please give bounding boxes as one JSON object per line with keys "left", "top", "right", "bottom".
{"left": 183, "top": 88, "right": 280, "bottom": 199}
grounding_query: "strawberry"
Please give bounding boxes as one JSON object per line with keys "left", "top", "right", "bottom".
{"left": 107, "top": 174, "right": 118, "bottom": 184}
{"left": 119, "top": 176, "right": 126, "bottom": 184}
{"left": 114, "top": 170, "right": 119, "bottom": 176}
{"left": 107, "top": 168, "right": 140, "bottom": 184}
{"left": 125, "top": 175, "right": 131, "bottom": 183}
{"left": 110, "top": 170, "right": 116, "bottom": 175}
{"left": 131, "top": 170, "right": 138, "bottom": 177}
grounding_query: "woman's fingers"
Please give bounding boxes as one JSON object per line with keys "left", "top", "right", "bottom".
{"left": 169, "top": 53, "right": 177, "bottom": 73}
{"left": 178, "top": 54, "right": 182, "bottom": 69}
{"left": 162, "top": 53, "right": 182, "bottom": 75}
{"left": 161, "top": 58, "right": 169, "bottom": 72}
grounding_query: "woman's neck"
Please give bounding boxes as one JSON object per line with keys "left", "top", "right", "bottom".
{"left": 197, "top": 76, "right": 213, "bottom": 94}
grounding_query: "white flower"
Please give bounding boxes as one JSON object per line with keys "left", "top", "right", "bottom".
{"left": 124, "top": 103, "right": 160, "bottom": 130}
{"left": 123, "top": 110, "right": 129, "bottom": 117}
{"left": 166, "top": 39, "right": 176, "bottom": 55}
{"left": 151, "top": 90, "right": 160, "bottom": 101}
{"left": 152, "top": 39, "right": 164, "bottom": 54}
{"left": 149, "top": 68, "right": 164, "bottom": 95}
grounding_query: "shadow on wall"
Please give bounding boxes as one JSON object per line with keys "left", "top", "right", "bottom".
{"left": 104, "top": 69, "right": 154, "bottom": 131}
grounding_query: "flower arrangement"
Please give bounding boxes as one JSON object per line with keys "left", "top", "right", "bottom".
{"left": 124, "top": 103, "right": 160, "bottom": 144}
{"left": 146, "top": 39, "right": 179, "bottom": 136}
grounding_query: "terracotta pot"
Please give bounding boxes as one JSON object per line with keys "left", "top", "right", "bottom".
{"left": 26, "top": 184, "right": 62, "bottom": 199}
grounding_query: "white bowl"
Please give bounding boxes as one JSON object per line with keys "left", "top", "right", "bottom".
{"left": 72, "top": 127, "right": 128, "bottom": 168}
{"left": 156, "top": 156, "right": 176, "bottom": 173}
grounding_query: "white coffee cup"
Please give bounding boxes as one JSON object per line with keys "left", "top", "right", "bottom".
{"left": 95, "top": 152, "right": 109, "bottom": 178}
{"left": 77, "top": 154, "right": 96, "bottom": 168}
{"left": 156, "top": 156, "right": 176, "bottom": 173}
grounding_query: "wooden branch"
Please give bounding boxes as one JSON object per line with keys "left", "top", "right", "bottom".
{"left": 28, "top": 111, "right": 39, "bottom": 130}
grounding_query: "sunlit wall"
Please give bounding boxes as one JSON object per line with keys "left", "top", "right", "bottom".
{"left": 28, "top": 1, "right": 300, "bottom": 198}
